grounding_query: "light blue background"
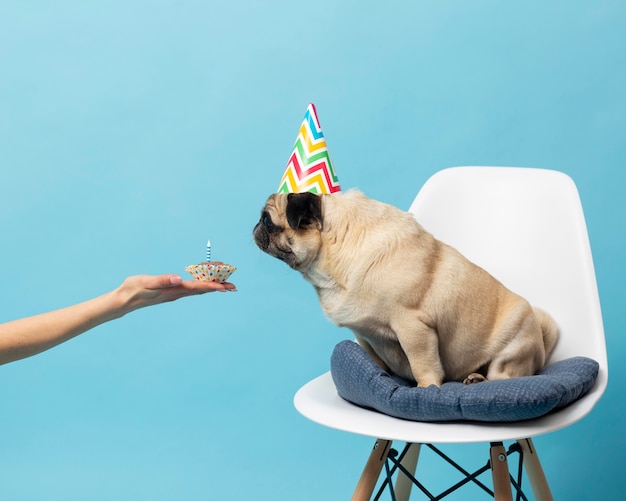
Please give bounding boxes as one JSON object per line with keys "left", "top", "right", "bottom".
{"left": 1, "top": 1, "right": 624, "bottom": 499}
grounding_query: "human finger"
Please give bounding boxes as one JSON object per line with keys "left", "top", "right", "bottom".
{"left": 178, "top": 279, "right": 237, "bottom": 293}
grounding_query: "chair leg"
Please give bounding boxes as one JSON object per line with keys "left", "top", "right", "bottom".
{"left": 351, "top": 439, "right": 392, "bottom": 501}
{"left": 490, "top": 442, "right": 513, "bottom": 501}
{"left": 517, "top": 438, "right": 554, "bottom": 501}
{"left": 394, "top": 443, "right": 421, "bottom": 501}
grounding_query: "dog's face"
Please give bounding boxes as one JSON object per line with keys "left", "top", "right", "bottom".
{"left": 253, "top": 192, "right": 324, "bottom": 270}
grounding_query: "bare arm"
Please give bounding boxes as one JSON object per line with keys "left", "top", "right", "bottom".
{"left": 0, "top": 274, "right": 236, "bottom": 366}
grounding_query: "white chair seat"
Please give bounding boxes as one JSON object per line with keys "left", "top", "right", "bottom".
{"left": 295, "top": 369, "right": 603, "bottom": 444}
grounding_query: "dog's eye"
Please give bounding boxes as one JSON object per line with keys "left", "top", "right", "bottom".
{"left": 262, "top": 211, "right": 284, "bottom": 233}
{"left": 263, "top": 213, "right": 280, "bottom": 232}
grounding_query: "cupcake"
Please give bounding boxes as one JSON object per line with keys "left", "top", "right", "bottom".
{"left": 184, "top": 261, "right": 237, "bottom": 283}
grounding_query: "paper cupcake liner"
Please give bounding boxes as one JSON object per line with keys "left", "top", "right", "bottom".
{"left": 184, "top": 263, "right": 237, "bottom": 283}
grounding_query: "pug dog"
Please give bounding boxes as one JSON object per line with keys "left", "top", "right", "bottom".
{"left": 253, "top": 190, "right": 558, "bottom": 387}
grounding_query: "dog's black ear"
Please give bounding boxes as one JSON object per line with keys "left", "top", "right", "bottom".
{"left": 286, "top": 192, "right": 323, "bottom": 230}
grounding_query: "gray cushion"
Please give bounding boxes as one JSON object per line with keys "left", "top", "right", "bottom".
{"left": 330, "top": 340, "right": 599, "bottom": 422}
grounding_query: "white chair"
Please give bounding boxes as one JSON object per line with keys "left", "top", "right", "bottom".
{"left": 294, "top": 167, "right": 607, "bottom": 500}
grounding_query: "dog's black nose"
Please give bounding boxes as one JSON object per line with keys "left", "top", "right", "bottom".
{"left": 253, "top": 222, "right": 269, "bottom": 250}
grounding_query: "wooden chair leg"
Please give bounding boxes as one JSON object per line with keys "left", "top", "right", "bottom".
{"left": 394, "top": 443, "right": 421, "bottom": 501}
{"left": 517, "top": 438, "right": 554, "bottom": 501}
{"left": 351, "top": 439, "right": 392, "bottom": 501}
{"left": 490, "top": 442, "right": 513, "bottom": 501}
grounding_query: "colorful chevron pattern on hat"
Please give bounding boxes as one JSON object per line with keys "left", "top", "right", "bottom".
{"left": 277, "top": 103, "right": 341, "bottom": 194}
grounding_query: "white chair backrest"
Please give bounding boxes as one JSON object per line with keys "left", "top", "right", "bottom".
{"left": 408, "top": 167, "right": 606, "bottom": 367}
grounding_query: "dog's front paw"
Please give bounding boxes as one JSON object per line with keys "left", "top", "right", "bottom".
{"left": 463, "top": 373, "right": 488, "bottom": 385}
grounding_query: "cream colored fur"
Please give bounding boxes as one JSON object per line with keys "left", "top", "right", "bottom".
{"left": 253, "top": 190, "right": 558, "bottom": 387}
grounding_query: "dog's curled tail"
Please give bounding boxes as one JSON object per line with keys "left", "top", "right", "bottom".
{"left": 533, "top": 307, "right": 559, "bottom": 359}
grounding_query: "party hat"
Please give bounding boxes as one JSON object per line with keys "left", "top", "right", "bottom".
{"left": 277, "top": 103, "right": 341, "bottom": 194}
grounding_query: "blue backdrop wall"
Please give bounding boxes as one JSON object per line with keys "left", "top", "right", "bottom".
{"left": 1, "top": 1, "right": 624, "bottom": 499}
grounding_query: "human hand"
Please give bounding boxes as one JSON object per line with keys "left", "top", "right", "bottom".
{"left": 0, "top": 273, "right": 237, "bottom": 365}
{"left": 115, "top": 274, "right": 237, "bottom": 315}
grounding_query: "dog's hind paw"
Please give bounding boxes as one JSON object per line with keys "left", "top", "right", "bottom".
{"left": 463, "top": 373, "right": 488, "bottom": 385}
